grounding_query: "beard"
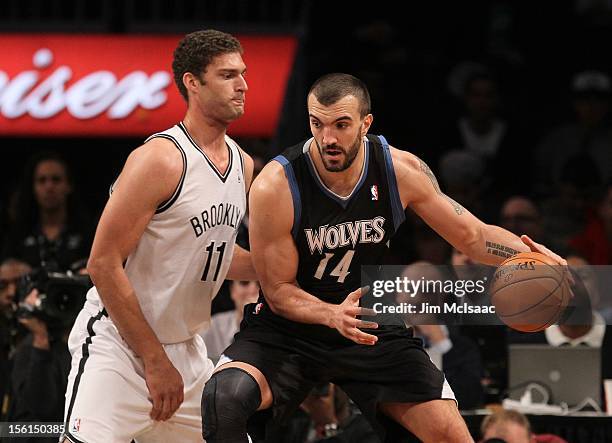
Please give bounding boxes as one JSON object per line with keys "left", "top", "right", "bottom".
{"left": 316, "top": 130, "right": 362, "bottom": 172}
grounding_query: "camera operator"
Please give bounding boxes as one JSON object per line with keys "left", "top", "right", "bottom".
{"left": 7, "top": 286, "right": 73, "bottom": 443}
{"left": 0, "top": 259, "right": 31, "bottom": 419}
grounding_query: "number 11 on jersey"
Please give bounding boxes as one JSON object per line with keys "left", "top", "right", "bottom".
{"left": 201, "top": 241, "right": 226, "bottom": 282}
{"left": 314, "top": 250, "right": 355, "bottom": 283}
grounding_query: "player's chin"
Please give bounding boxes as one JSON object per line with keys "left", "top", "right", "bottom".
{"left": 322, "top": 157, "right": 346, "bottom": 172}
{"left": 223, "top": 110, "right": 244, "bottom": 123}
{"left": 323, "top": 163, "right": 344, "bottom": 172}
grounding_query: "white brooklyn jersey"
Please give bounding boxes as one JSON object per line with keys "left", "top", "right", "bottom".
{"left": 87, "top": 122, "right": 246, "bottom": 344}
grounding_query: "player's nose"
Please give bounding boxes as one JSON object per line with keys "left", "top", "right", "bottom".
{"left": 237, "top": 75, "right": 248, "bottom": 92}
{"left": 321, "top": 128, "right": 337, "bottom": 146}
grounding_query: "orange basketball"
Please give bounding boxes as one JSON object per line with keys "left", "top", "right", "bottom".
{"left": 490, "top": 252, "right": 570, "bottom": 332}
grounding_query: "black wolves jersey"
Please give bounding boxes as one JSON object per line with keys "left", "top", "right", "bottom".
{"left": 255, "top": 134, "right": 405, "bottom": 343}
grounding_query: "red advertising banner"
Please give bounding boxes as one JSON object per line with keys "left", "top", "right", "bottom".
{"left": 0, "top": 34, "right": 297, "bottom": 137}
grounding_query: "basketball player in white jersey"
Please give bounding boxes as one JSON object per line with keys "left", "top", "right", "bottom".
{"left": 60, "top": 30, "right": 255, "bottom": 443}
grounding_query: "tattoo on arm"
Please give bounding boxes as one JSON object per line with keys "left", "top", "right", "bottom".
{"left": 485, "top": 241, "right": 519, "bottom": 258}
{"left": 419, "top": 159, "right": 465, "bottom": 215}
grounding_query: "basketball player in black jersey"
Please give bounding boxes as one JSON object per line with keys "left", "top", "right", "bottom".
{"left": 201, "top": 74, "right": 567, "bottom": 442}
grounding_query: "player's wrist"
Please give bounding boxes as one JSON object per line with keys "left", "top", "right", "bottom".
{"left": 141, "top": 346, "right": 169, "bottom": 367}
{"left": 323, "top": 304, "right": 340, "bottom": 329}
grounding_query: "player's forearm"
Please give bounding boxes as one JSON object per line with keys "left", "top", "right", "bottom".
{"left": 226, "top": 245, "right": 257, "bottom": 280}
{"left": 465, "top": 224, "right": 530, "bottom": 266}
{"left": 265, "top": 282, "right": 336, "bottom": 327}
{"left": 88, "top": 261, "right": 166, "bottom": 364}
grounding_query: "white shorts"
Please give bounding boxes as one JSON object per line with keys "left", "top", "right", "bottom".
{"left": 62, "top": 303, "right": 214, "bottom": 443}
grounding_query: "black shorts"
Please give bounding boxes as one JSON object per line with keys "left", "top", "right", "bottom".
{"left": 223, "top": 305, "right": 455, "bottom": 442}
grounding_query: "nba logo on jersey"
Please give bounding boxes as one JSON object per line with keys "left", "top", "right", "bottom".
{"left": 254, "top": 302, "right": 263, "bottom": 314}
{"left": 71, "top": 418, "right": 81, "bottom": 432}
{"left": 370, "top": 185, "right": 378, "bottom": 201}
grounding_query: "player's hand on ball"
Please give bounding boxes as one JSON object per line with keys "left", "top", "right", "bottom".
{"left": 330, "top": 286, "right": 378, "bottom": 346}
{"left": 144, "top": 353, "right": 184, "bottom": 421}
{"left": 520, "top": 234, "right": 575, "bottom": 286}
{"left": 520, "top": 235, "right": 566, "bottom": 266}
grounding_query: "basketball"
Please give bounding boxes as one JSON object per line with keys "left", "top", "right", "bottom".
{"left": 490, "top": 252, "right": 570, "bottom": 332}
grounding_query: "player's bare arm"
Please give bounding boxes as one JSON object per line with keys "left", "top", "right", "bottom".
{"left": 390, "top": 147, "right": 567, "bottom": 267}
{"left": 87, "top": 137, "right": 184, "bottom": 421}
{"left": 249, "top": 161, "right": 378, "bottom": 345}
{"left": 226, "top": 148, "right": 257, "bottom": 280}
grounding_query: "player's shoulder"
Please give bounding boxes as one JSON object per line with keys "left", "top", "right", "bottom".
{"left": 249, "top": 158, "right": 289, "bottom": 200}
{"left": 253, "top": 159, "right": 286, "bottom": 189}
{"left": 128, "top": 136, "right": 185, "bottom": 176}
{"left": 388, "top": 145, "right": 423, "bottom": 181}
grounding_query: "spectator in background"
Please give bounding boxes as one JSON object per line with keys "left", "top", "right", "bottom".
{"left": 400, "top": 261, "right": 486, "bottom": 410}
{"left": 568, "top": 181, "right": 612, "bottom": 264}
{"left": 533, "top": 73, "right": 612, "bottom": 261}
{"left": 438, "top": 150, "right": 490, "bottom": 220}
{"left": 534, "top": 70, "right": 612, "bottom": 197}
{"left": 499, "top": 196, "right": 543, "bottom": 242}
{"left": 450, "top": 247, "right": 506, "bottom": 404}
{"left": 480, "top": 408, "right": 567, "bottom": 443}
{"left": 499, "top": 195, "right": 573, "bottom": 269}
{"left": 508, "top": 257, "right": 612, "bottom": 382}
{"left": 440, "top": 67, "right": 527, "bottom": 206}
{"left": 1, "top": 151, "right": 93, "bottom": 272}
{"left": 201, "top": 280, "right": 260, "bottom": 362}
{"left": 294, "top": 383, "right": 379, "bottom": 443}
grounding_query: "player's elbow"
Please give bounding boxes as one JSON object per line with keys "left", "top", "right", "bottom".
{"left": 262, "top": 284, "right": 287, "bottom": 316}
{"left": 86, "top": 256, "right": 102, "bottom": 280}
{"left": 86, "top": 253, "right": 120, "bottom": 284}
{"left": 264, "top": 293, "right": 283, "bottom": 315}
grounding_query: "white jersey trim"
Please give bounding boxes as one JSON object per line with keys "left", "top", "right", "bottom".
{"left": 148, "top": 133, "right": 188, "bottom": 214}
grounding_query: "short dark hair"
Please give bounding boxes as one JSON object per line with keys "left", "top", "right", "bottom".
{"left": 308, "top": 73, "right": 371, "bottom": 117}
{"left": 172, "top": 29, "right": 243, "bottom": 101}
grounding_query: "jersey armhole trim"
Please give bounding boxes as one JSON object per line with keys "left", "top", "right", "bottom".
{"left": 273, "top": 155, "right": 301, "bottom": 240}
{"left": 379, "top": 135, "right": 406, "bottom": 231}
{"left": 145, "top": 134, "right": 188, "bottom": 214}
{"left": 238, "top": 147, "right": 245, "bottom": 174}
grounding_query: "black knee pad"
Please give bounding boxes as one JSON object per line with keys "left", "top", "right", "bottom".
{"left": 202, "top": 367, "right": 262, "bottom": 443}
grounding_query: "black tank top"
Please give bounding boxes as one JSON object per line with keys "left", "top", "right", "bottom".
{"left": 253, "top": 134, "right": 406, "bottom": 344}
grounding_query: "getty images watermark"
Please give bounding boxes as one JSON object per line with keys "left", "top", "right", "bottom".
{"left": 359, "top": 265, "right": 498, "bottom": 326}
{"left": 359, "top": 264, "right": 612, "bottom": 326}
{"left": 370, "top": 274, "right": 494, "bottom": 315}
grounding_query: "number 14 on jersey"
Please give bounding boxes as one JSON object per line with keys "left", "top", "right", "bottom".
{"left": 314, "top": 250, "right": 355, "bottom": 283}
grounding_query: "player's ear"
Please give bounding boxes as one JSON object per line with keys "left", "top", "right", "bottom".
{"left": 361, "top": 114, "right": 373, "bottom": 136}
{"left": 183, "top": 72, "right": 201, "bottom": 96}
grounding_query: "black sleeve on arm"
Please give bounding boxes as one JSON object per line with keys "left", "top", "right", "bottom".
{"left": 11, "top": 339, "right": 65, "bottom": 421}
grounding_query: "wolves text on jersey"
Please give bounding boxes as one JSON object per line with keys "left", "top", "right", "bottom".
{"left": 189, "top": 202, "right": 243, "bottom": 238}
{"left": 304, "top": 216, "right": 386, "bottom": 255}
